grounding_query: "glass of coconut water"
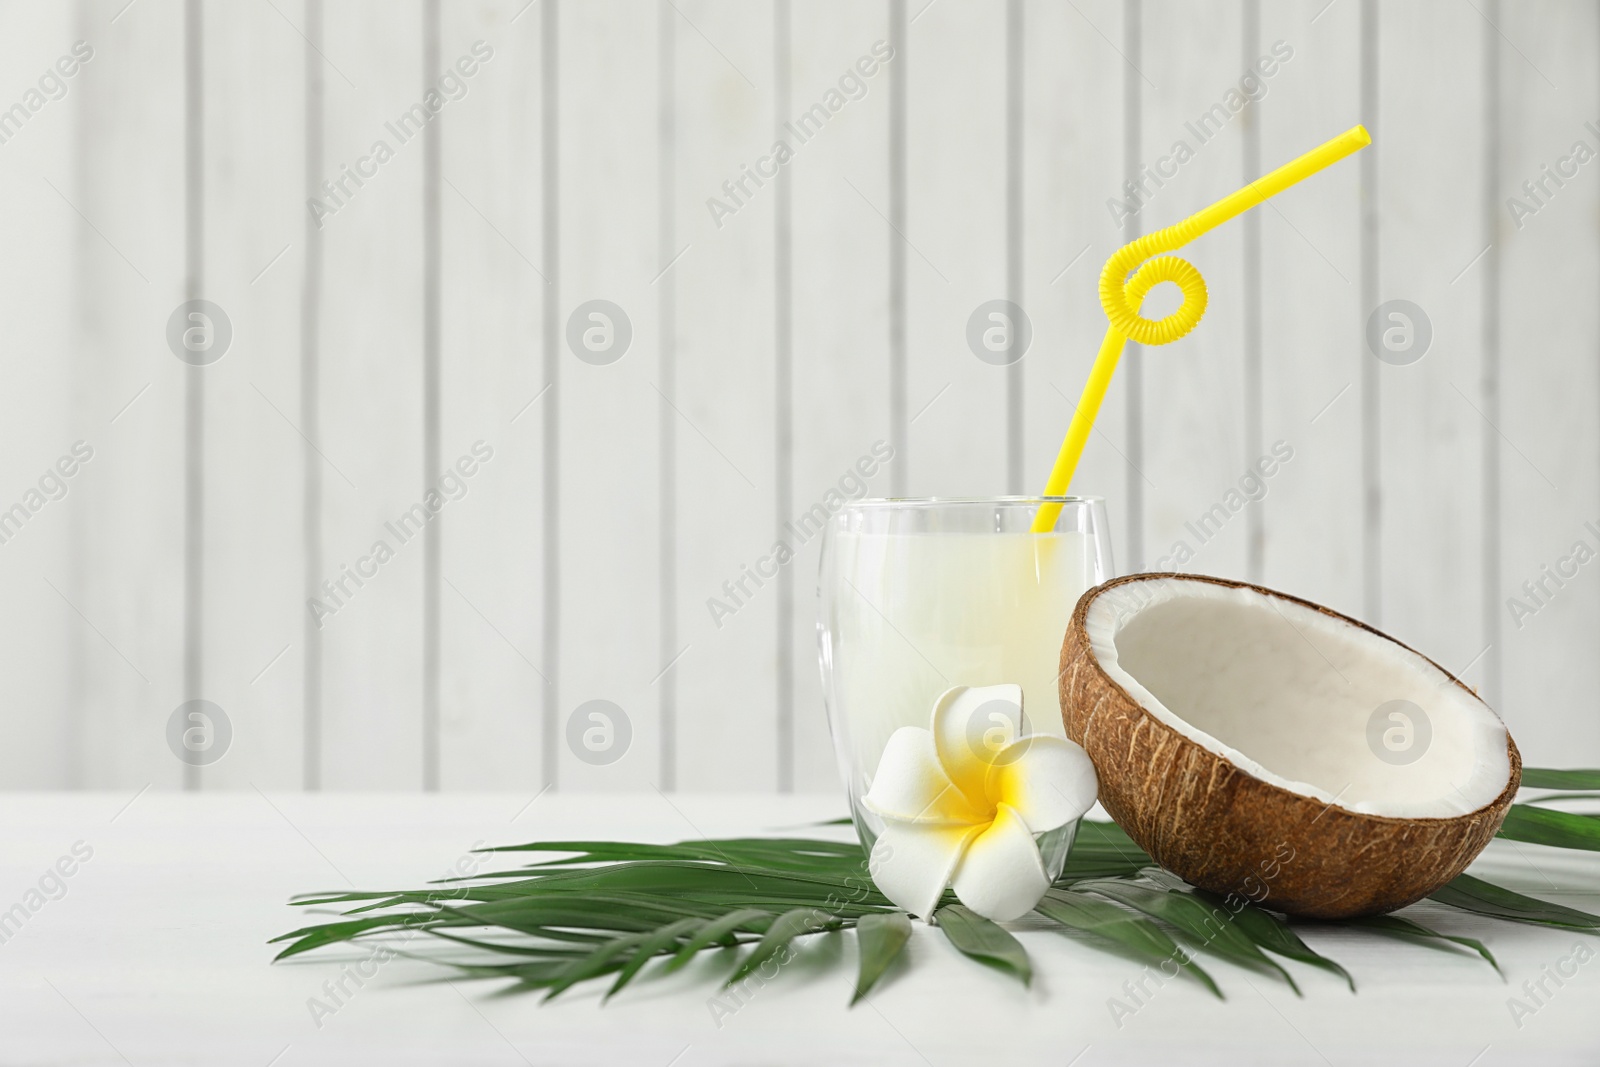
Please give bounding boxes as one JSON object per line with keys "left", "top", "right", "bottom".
{"left": 818, "top": 497, "right": 1112, "bottom": 871}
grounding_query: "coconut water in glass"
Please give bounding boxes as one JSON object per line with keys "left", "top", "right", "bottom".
{"left": 817, "top": 497, "right": 1112, "bottom": 877}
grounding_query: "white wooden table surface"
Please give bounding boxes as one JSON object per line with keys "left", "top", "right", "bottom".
{"left": 1, "top": 792, "right": 1597, "bottom": 1066}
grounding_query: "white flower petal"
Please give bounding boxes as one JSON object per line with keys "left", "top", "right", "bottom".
{"left": 986, "top": 735, "right": 1099, "bottom": 833}
{"left": 949, "top": 803, "right": 1050, "bottom": 922}
{"left": 869, "top": 821, "right": 980, "bottom": 920}
{"left": 931, "top": 683, "right": 1025, "bottom": 805}
{"left": 864, "top": 727, "right": 985, "bottom": 825}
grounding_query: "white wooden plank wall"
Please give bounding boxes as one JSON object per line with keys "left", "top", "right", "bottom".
{"left": 1377, "top": 2, "right": 1490, "bottom": 734}
{"left": 1494, "top": 0, "right": 1600, "bottom": 763}
{"left": 436, "top": 0, "right": 548, "bottom": 792}
{"left": 2, "top": 0, "right": 1597, "bottom": 792}
{"left": 787, "top": 1, "right": 895, "bottom": 791}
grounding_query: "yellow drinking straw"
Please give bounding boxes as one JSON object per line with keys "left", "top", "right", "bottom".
{"left": 1031, "top": 124, "right": 1371, "bottom": 533}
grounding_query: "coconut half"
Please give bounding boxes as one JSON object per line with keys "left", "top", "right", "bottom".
{"left": 1059, "top": 573, "right": 1520, "bottom": 919}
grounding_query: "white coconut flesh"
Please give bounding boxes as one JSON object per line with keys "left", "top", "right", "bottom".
{"left": 1083, "top": 577, "right": 1513, "bottom": 820}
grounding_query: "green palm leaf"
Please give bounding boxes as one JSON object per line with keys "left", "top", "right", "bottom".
{"left": 933, "top": 905, "right": 1032, "bottom": 987}
{"left": 1430, "top": 874, "right": 1600, "bottom": 929}
{"left": 425, "top": 929, "right": 589, "bottom": 958}
{"left": 1519, "top": 768, "right": 1600, "bottom": 790}
{"left": 452, "top": 893, "right": 730, "bottom": 937}
{"left": 271, "top": 912, "right": 442, "bottom": 960}
{"left": 1034, "top": 887, "right": 1222, "bottom": 998}
{"left": 482, "top": 838, "right": 870, "bottom": 876}
{"left": 1138, "top": 868, "right": 1354, "bottom": 991}
{"left": 725, "top": 908, "right": 840, "bottom": 988}
{"left": 852, "top": 912, "right": 913, "bottom": 1004}
{"left": 1337, "top": 915, "right": 1500, "bottom": 975}
{"left": 664, "top": 909, "right": 775, "bottom": 973}
{"left": 603, "top": 918, "right": 702, "bottom": 1001}
{"left": 542, "top": 932, "right": 652, "bottom": 1001}
{"left": 1498, "top": 804, "right": 1600, "bottom": 851}
{"left": 443, "top": 957, "right": 591, "bottom": 985}
{"left": 1059, "top": 821, "right": 1154, "bottom": 881}
{"left": 1519, "top": 794, "right": 1600, "bottom": 809}
{"left": 1075, "top": 878, "right": 1301, "bottom": 994}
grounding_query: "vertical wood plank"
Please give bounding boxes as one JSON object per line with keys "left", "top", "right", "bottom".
{"left": 1360, "top": 0, "right": 1381, "bottom": 624}
{"left": 540, "top": 0, "right": 561, "bottom": 790}
{"left": 1020, "top": 0, "right": 1133, "bottom": 572}
{"left": 421, "top": 0, "right": 442, "bottom": 791}
{"left": 657, "top": 0, "right": 680, "bottom": 790}
{"left": 672, "top": 0, "right": 778, "bottom": 791}
{"left": 904, "top": 0, "right": 1006, "bottom": 501}
{"left": 552, "top": 0, "right": 663, "bottom": 791}
{"left": 1495, "top": 1, "right": 1600, "bottom": 764}
{"left": 887, "top": 0, "right": 907, "bottom": 496}
{"left": 315, "top": 1, "right": 428, "bottom": 788}
{"left": 299, "top": 0, "right": 326, "bottom": 789}
{"left": 437, "top": 0, "right": 548, "bottom": 791}
{"left": 1375, "top": 1, "right": 1488, "bottom": 689}
{"left": 1123, "top": 0, "right": 1146, "bottom": 572}
{"left": 1257, "top": 1, "right": 1363, "bottom": 617}
{"left": 1137, "top": 0, "right": 1249, "bottom": 583}
{"left": 67, "top": 0, "right": 189, "bottom": 790}
{"left": 195, "top": 0, "right": 312, "bottom": 790}
{"left": 1004, "top": 0, "right": 1025, "bottom": 495}
{"left": 0, "top": 3, "right": 100, "bottom": 787}
{"left": 182, "top": 0, "right": 203, "bottom": 790}
{"left": 786, "top": 1, "right": 895, "bottom": 791}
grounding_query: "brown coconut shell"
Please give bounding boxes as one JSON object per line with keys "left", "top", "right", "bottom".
{"left": 1059, "top": 573, "right": 1520, "bottom": 920}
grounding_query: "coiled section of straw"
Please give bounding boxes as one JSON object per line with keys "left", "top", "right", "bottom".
{"left": 1098, "top": 215, "right": 1209, "bottom": 346}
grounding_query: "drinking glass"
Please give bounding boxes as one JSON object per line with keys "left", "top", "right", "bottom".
{"left": 817, "top": 497, "right": 1113, "bottom": 879}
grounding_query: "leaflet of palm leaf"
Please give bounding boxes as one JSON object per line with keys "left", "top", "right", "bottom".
{"left": 273, "top": 769, "right": 1600, "bottom": 1003}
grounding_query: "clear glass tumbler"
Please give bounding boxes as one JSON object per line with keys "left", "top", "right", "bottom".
{"left": 817, "top": 497, "right": 1113, "bottom": 879}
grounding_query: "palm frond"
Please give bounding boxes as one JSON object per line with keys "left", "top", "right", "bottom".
{"left": 1498, "top": 803, "right": 1600, "bottom": 851}
{"left": 1520, "top": 768, "right": 1600, "bottom": 790}
{"left": 274, "top": 805, "right": 1600, "bottom": 1006}
{"left": 1429, "top": 873, "right": 1600, "bottom": 930}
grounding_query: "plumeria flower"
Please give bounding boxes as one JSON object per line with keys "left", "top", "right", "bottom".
{"left": 863, "top": 683, "right": 1099, "bottom": 922}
